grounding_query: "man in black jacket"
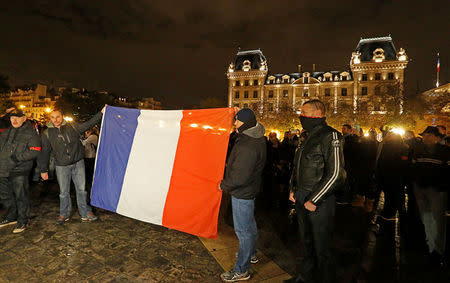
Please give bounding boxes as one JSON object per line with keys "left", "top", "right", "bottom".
{"left": 286, "top": 100, "right": 345, "bottom": 283}
{"left": 0, "top": 109, "right": 41, "bottom": 233}
{"left": 410, "top": 126, "right": 450, "bottom": 267}
{"left": 38, "top": 107, "right": 104, "bottom": 225}
{"left": 219, "top": 108, "right": 267, "bottom": 282}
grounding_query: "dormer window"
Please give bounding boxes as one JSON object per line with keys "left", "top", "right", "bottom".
{"left": 242, "top": 60, "right": 251, "bottom": 71}
{"left": 373, "top": 48, "right": 385, "bottom": 62}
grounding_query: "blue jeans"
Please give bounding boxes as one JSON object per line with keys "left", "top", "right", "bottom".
{"left": 232, "top": 196, "right": 258, "bottom": 273}
{"left": 55, "top": 159, "right": 91, "bottom": 218}
{"left": 0, "top": 175, "right": 30, "bottom": 225}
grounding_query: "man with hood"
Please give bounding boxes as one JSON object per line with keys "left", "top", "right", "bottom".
{"left": 38, "top": 107, "right": 104, "bottom": 225}
{"left": 219, "top": 108, "right": 267, "bottom": 282}
{"left": 0, "top": 108, "right": 41, "bottom": 233}
{"left": 286, "top": 99, "right": 345, "bottom": 283}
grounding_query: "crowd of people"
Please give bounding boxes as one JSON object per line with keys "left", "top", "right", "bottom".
{"left": 0, "top": 101, "right": 448, "bottom": 282}
{"left": 222, "top": 101, "right": 448, "bottom": 282}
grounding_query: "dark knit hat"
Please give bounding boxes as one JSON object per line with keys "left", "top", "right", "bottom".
{"left": 419, "top": 126, "right": 441, "bottom": 137}
{"left": 8, "top": 108, "right": 25, "bottom": 117}
{"left": 235, "top": 108, "right": 257, "bottom": 133}
{"left": 235, "top": 108, "right": 256, "bottom": 123}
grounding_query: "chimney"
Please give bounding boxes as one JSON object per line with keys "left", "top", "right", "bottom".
{"left": 298, "top": 64, "right": 302, "bottom": 73}
{"left": 313, "top": 64, "right": 316, "bottom": 73}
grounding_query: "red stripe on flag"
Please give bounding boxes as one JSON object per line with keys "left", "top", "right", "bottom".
{"left": 162, "top": 108, "right": 235, "bottom": 238}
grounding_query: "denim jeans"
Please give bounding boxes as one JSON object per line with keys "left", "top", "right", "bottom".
{"left": 0, "top": 175, "right": 30, "bottom": 225}
{"left": 232, "top": 196, "right": 258, "bottom": 273}
{"left": 413, "top": 184, "right": 447, "bottom": 254}
{"left": 55, "top": 159, "right": 91, "bottom": 218}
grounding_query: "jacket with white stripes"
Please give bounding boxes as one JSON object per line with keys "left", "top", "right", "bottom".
{"left": 290, "top": 124, "right": 346, "bottom": 205}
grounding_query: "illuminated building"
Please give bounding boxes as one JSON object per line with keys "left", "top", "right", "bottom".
{"left": 227, "top": 36, "right": 408, "bottom": 116}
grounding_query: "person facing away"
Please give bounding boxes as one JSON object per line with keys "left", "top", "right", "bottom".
{"left": 409, "top": 126, "right": 450, "bottom": 267}
{"left": 0, "top": 108, "right": 41, "bottom": 234}
{"left": 38, "top": 107, "right": 104, "bottom": 225}
{"left": 286, "top": 99, "right": 345, "bottom": 283}
{"left": 219, "top": 108, "right": 267, "bottom": 283}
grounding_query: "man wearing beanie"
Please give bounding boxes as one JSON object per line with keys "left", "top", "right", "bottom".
{"left": 219, "top": 108, "right": 267, "bottom": 282}
{"left": 285, "top": 99, "right": 345, "bottom": 283}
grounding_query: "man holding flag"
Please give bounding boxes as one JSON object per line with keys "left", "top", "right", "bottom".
{"left": 219, "top": 108, "right": 267, "bottom": 282}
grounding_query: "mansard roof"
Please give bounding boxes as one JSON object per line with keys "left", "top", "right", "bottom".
{"left": 355, "top": 36, "right": 397, "bottom": 62}
{"left": 234, "top": 49, "right": 266, "bottom": 71}
{"left": 265, "top": 70, "right": 353, "bottom": 84}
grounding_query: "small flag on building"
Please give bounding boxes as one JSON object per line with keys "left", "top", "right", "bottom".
{"left": 91, "top": 106, "right": 235, "bottom": 238}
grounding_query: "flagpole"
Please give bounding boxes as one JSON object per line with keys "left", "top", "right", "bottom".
{"left": 436, "top": 52, "right": 440, "bottom": 88}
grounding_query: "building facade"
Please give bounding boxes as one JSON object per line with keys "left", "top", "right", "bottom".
{"left": 227, "top": 36, "right": 408, "bottom": 116}
{"left": 8, "top": 84, "right": 58, "bottom": 120}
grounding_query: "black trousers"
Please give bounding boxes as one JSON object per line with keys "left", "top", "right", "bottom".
{"left": 294, "top": 192, "right": 336, "bottom": 283}
{"left": 0, "top": 175, "right": 30, "bottom": 225}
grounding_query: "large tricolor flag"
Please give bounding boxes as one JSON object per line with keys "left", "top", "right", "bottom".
{"left": 91, "top": 106, "right": 235, "bottom": 238}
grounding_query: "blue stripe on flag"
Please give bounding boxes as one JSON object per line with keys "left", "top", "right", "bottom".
{"left": 91, "top": 106, "right": 140, "bottom": 212}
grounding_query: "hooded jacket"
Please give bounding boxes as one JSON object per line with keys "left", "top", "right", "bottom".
{"left": 290, "top": 122, "right": 346, "bottom": 205}
{"left": 38, "top": 112, "right": 102, "bottom": 171}
{"left": 0, "top": 121, "right": 41, "bottom": 177}
{"left": 220, "top": 123, "right": 267, "bottom": 199}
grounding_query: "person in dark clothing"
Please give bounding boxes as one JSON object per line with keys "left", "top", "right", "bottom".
{"left": 0, "top": 109, "right": 41, "bottom": 233}
{"left": 285, "top": 100, "right": 345, "bottom": 283}
{"left": 0, "top": 106, "right": 16, "bottom": 133}
{"left": 38, "top": 108, "right": 104, "bottom": 225}
{"left": 375, "top": 132, "right": 408, "bottom": 220}
{"left": 219, "top": 108, "right": 267, "bottom": 282}
{"left": 352, "top": 129, "right": 378, "bottom": 212}
{"left": 410, "top": 126, "right": 450, "bottom": 267}
{"left": 263, "top": 132, "right": 281, "bottom": 208}
{"left": 339, "top": 124, "right": 358, "bottom": 205}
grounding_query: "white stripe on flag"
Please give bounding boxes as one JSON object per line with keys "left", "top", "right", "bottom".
{"left": 116, "top": 110, "right": 183, "bottom": 225}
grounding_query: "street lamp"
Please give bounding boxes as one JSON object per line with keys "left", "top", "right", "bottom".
{"left": 45, "top": 107, "right": 52, "bottom": 113}
{"left": 19, "top": 105, "right": 25, "bottom": 109}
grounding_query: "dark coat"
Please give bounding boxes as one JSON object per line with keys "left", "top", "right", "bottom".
{"left": 38, "top": 112, "right": 102, "bottom": 171}
{"left": 290, "top": 123, "right": 346, "bottom": 205}
{"left": 0, "top": 121, "right": 41, "bottom": 177}
{"left": 409, "top": 142, "right": 450, "bottom": 190}
{"left": 220, "top": 123, "right": 267, "bottom": 199}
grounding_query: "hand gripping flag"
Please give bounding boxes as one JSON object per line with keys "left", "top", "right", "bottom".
{"left": 91, "top": 106, "right": 235, "bottom": 238}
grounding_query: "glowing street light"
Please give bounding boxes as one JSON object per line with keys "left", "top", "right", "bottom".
{"left": 64, "top": 116, "right": 73, "bottom": 122}
{"left": 391, "top": 127, "right": 405, "bottom": 136}
{"left": 45, "top": 107, "right": 52, "bottom": 113}
{"left": 19, "top": 105, "right": 25, "bottom": 109}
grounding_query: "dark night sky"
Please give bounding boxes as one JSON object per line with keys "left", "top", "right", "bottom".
{"left": 0, "top": 0, "right": 448, "bottom": 108}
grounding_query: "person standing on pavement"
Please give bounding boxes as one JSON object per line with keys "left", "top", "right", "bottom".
{"left": 38, "top": 107, "right": 104, "bottom": 225}
{"left": 219, "top": 108, "right": 267, "bottom": 282}
{"left": 285, "top": 99, "right": 345, "bottom": 283}
{"left": 0, "top": 108, "right": 41, "bottom": 234}
{"left": 409, "top": 126, "right": 450, "bottom": 267}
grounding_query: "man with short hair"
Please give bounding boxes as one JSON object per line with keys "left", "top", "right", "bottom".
{"left": 38, "top": 107, "right": 104, "bottom": 224}
{"left": 410, "top": 126, "right": 450, "bottom": 267}
{"left": 219, "top": 108, "right": 266, "bottom": 282}
{"left": 285, "top": 99, "right": 345, "bottom": 283}
{"left": 0, "top": 108, "right": 41, "bottom": 233}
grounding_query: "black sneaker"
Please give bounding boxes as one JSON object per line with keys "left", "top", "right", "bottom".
{"left": 12, "top": 223, "right": 26, "bottom": 234}
{"left": 250, "top": 255, "right": 259, "bottom": 264}
{"left": 0, "top": 219, "right": 17, "bottom": 228}
{"left": 56, "top": 216, "right": 70, "bottom": 225}
{"left": 220, "top": 270, "right": 250, "bottom": 282}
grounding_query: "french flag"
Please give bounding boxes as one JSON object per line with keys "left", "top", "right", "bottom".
{"left": 91, "top": 106, "right": 235, "bottom": 238}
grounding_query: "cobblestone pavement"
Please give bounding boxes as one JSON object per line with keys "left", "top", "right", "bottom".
{"left": 0, "top": 182, "right": 223, "bottom": 282}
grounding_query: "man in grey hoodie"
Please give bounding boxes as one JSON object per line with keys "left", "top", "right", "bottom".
{"left": 219, "top": 108, "right": 267, "bottom": 282}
